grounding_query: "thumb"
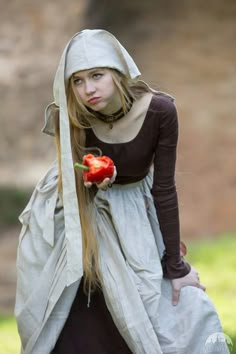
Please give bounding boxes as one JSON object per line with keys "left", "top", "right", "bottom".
{"left": 172, "top": 288, "right": 180, "bottom": 306}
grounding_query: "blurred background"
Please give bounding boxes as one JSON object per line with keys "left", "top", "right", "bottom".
{"left": 0, "top": 0, "right": 235, "bottom": 352}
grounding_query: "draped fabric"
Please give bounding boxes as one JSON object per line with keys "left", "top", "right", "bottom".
{"left": 15, "top": 163, "right": 229, "bottom": 354}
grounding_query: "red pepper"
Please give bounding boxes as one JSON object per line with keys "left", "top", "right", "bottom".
{"left": 74, "top": 154, "right": 115, "bottom": 183}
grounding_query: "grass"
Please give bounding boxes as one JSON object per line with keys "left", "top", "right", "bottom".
{"left": 0, "top": 315, "right": 21, "bottom": 353}
{"left": 186, "top": 233, "right": 236, "bottom": 353}
{"left": 0, "top": 187, "right": 32, "bottom": 228}
{"left": 0, "top": 233, "right": 235, "bottom": 353}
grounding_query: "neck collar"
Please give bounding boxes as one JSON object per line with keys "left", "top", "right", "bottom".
{"left": 88, "top": 97, "right": 134, "bottom": 129}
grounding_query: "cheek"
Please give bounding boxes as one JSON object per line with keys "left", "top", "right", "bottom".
{"left": 75, "top": 86, "right": 84, "bottom": 100}
{"left": 105, "top": 77, "right": 118, "bottom": 95}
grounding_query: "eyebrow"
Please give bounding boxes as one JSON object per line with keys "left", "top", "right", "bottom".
{"left": 73, "top": 69, "right": 105, "bottom": 78}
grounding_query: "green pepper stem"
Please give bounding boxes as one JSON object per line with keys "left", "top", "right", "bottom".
{"left": 74, "top": 163, "right": 90, "bottom": 171}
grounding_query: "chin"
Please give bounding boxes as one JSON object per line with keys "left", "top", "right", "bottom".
{"left": 92, "top": 107, "right": 104, "bottom": 113}
{"left": 95, "top": 104, "right": 108, "bottom": 113}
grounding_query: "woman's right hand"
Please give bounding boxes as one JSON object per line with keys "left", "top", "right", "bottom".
{"left": 84, "top": 167, "right": 117, "bottom": 190}
{"left": 171, "top": 266, "right": 206, "bottom": 306}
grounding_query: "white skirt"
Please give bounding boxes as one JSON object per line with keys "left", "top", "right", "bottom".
{"left": 93, "top": 171, "right": 229, "bottom": 354}
{"left": 15, "top": 164, "right": 229, "bottom": 354}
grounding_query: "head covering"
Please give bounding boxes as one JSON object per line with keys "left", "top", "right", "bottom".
{"left": 41, "top": 29, "right": 141, "bottom": 286}
{"left": 42, "top": 29, "right": 141, "bottom": 136}
{"left": 65, "top": 29, "right": 140, "bottom": 82}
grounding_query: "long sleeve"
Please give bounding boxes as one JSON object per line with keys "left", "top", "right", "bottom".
{"left": 152, "top": 97, "right": 191, "bottom": 279}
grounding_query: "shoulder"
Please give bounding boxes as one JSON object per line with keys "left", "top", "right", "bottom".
{"left": 147, "top": 92, "right": 178, "bottom": 133}
{"left": 150, "top": 92, "right": 177, "bottom": 115}
{"left": 147, "top": 93, "right": 179, "bottom": 136}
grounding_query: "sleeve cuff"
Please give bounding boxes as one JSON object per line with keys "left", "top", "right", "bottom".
{"left": 161, "top": 254, "right": 191, "bottom": 279}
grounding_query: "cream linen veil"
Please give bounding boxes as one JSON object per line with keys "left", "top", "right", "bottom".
{"left": 42, "top": 29, "right": 141, "bottom": 286}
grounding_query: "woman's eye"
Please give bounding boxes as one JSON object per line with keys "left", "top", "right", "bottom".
{"left": 93, "top": 73, "right": 103, "bottom": 79}
{"left": 73, "top": 78, "right": 82, "bottom": 86}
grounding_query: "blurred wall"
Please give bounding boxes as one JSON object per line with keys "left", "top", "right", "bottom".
{"left": 0, "top": 0, "right": 236, "bottom": 238}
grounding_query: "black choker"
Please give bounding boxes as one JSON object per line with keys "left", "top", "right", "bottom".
{"left": 88, "top": 98, "right": 133, "bottom": 129}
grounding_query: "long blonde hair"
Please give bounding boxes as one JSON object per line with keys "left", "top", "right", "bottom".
{"left": 55, "top": 68, "right": 151, "bottom": 293}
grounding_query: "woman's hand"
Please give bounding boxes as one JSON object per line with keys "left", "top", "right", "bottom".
{"left": 84, "top": 167, "right": 117, "bottom": 190}
{"left": 171, "top": 266, "right": 206, "bottom": 306}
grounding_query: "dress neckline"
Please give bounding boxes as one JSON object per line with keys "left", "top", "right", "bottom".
{"left": 88, "top": 94, "right": 156, "bottom": 146}
{"left": 87, "top": 97, "right": 134, "bottom": 130}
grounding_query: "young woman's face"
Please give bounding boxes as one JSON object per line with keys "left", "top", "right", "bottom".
{"left": 72, "top": 68, "right": 121, "bottom": 115}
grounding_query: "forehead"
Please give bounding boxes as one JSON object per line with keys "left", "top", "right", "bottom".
{"left": 73, "top": 68, "right": 108, "bottom": 77}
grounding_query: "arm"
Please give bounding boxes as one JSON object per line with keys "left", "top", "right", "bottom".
{"left": 152, "top": 97, "right": 190, "bottom": 279}
{"left": 152, "top": 97, "right": 206, "bottom": 305}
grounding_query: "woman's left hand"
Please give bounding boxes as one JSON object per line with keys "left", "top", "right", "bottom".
{"left": 171, "top": 266, "right": 206, "bottom": 306}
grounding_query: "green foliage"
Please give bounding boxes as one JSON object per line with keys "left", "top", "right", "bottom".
{"left": 0, "top": 315, "right": 21, "bottom": 353}
{"left": 0, "top": 187, "right": 32, "bottom": 227}
{"left": 186, "top": 233, "right": 236, "bottom": 352}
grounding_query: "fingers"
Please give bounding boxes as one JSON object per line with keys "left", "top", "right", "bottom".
{"left": 96, "top": 177, "right": 111, "bottom": 190}
{"left": 84, "top": 178, "right": 111, "bottom": 190}
{"left": 171, "top": 267, "right": 206, "bottom": 306}
{"left": 172, "top": 287, "right": 180, "bottom": 306}
{"left": 197, "top": 283, "right": 206, "bottom": 292}
{"left": 84, "top": 167, "right": 117, "bottom": 190}
{"left": 172, "top": 281, "right": 206, "bottom": 307}
{"left": 98, "top": 168, "right": 117, "bottom": 188}
{"left": 194, "top": 269, "right": 206, "bottom": 291}
{"left": 110, "top": 167, "right": 117, "bottom": 184}
{"left": 84, "top": 178, "right": 112, "bottom": 190}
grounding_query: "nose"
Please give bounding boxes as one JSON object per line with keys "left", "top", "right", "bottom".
{"left": 85, "top": 79, "right": 96, "bottom": 95}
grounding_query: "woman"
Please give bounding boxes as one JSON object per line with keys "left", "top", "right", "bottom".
{"left": 15, "top": 29, "right": 229, "bottom": 354}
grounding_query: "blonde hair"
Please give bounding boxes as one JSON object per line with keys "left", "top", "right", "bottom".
{"left": 55, "top": 68, "right": 151, "bottom": 293}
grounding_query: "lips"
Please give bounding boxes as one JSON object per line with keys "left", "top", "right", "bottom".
{"left": 88, "top": 97, "right": 100, "bottom": 104}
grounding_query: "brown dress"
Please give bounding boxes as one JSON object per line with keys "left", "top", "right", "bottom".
{"left": 52, "top": 94, "right": 190, "bottom": 353}
{"left": 51, "top": 278, "right": 132, "bottom": 354}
